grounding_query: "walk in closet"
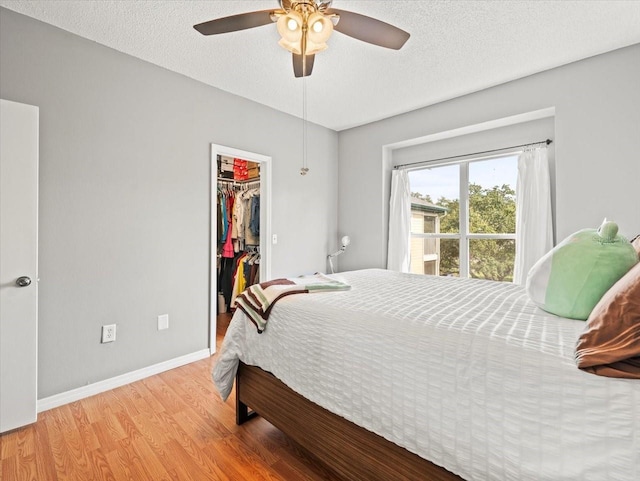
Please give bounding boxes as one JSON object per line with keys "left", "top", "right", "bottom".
{"left": 210, "top": 144, "right": 272, "bottom": 353}
{"left": 216, "top": 155, "right": 261, "bottom": 314}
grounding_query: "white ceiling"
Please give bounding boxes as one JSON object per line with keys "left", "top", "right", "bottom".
{"left": 2, "top": 1, "right": 640, "bottom": 131}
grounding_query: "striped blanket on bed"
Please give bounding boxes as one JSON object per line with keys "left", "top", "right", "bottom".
{"left": 235, "top": 273, "right": 351, "bottom": 333}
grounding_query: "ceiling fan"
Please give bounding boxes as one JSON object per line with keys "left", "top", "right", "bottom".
{"left": 194, "top": 0, "right": 410, "bottom": 78}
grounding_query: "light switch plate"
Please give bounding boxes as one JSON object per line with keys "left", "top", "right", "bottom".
{"left": 158, "top": 314, "right": 169, "bottom": 330}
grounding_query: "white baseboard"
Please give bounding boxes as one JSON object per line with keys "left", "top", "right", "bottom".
{"left": 37, "top": 349, "right": 211, "bottom": 413}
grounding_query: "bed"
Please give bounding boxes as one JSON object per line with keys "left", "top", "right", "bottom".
{"left": 213, "top": 269, "right": 640, "bottom": 481}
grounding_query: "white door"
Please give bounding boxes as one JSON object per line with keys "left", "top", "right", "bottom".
{"left": 0, "top": 99, "right": 39, "bottom": 433}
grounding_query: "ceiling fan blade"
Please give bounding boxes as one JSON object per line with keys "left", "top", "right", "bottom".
{"left": 293, "top": 54, "right": 315, "bottom": 78}
{"left": 327, "top": 9, "right": 410, "bottom": 50}
{"left": 194, "top": 10, "right": 275, "bottom": 35}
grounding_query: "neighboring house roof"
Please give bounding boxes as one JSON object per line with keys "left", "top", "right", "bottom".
{"left": 410, "top": 197, "right": 447, "bottom": 214}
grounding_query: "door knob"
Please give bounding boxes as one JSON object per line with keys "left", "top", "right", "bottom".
{"left": 16, "top": 276, "right": 32, "bottom": 287}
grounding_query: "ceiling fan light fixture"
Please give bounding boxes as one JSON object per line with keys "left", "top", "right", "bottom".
{"left": 304, "top": 40, "right": 328, "bottom": 55}
{"left": 277, "top": 10, "right": 332, "bottom": 56}
{"left": 278, "top": 37, "right": 302, "bottom": 55}
{"left": 287, "top": 17, "right": 298, "bottom": 30}
{"left": 307, "top": 12, "right": 333, "bottom": 44}
{"left": 276, "top": 11, "right": 303, "bottom": 45}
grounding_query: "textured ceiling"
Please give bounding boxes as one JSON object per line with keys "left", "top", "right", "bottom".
{"left": 1, "top": 1, "right": 640, "bottom": 131}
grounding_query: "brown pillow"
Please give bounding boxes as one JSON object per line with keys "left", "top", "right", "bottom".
{"left": 575, "top": 262, "right": 640, "bottom": 378}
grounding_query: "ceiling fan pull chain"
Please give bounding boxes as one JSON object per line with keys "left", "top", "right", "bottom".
{"left": 301, "top": 76, "right": 310, "bottom": 176}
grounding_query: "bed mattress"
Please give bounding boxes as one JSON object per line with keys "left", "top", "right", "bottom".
{"left": 213, "top": 269, "right": 640, "bottom": 481}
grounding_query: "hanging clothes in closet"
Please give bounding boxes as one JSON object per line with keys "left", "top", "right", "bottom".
{"left": 216, "top": 173, "right": 261, "bottom": 312}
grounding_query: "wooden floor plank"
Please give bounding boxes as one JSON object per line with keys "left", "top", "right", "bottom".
{"left": 130, "top": 412, "right": 174, "bottom": 450}
{"left": 0, "top": 427, "right": 20, "bottom": 459}
{"left": 0, "top": 325, "right": 352, "bottom": 480}
{"left": 79, "top": 394, "right": 105, "bottom": 425}
{"left": 91, "top": 419, "right": 122, "bottom": 454}
{"left": 163, "top": 438, "right": 230, "bottom": 481}
{"left": 172, "top": 407, "right": 227, "bottom": 448}
{"left": 105, "top": 437, "right": 154, "bottom": 481}
{"left": 1, "top": 455, "right": 18, "bottom": 480}
{"left": 128, "top": 437, "right": 173, "bottom": 481}
{"left": 43, "top": 413, "right": 77, "bottom": 481}
{"left": 33, "top": 419, "right": 58, "bottom": 481}
{"left": 204, "top": 435, "right": 286, "bottom": 481}
{"left": 86, "top": 448, "right": 117, "bottom": 481}
{"left": 68, "top": 401, "right": 101, "bottom": 452}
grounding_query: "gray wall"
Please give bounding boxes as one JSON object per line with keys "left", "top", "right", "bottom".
{"left": 0, "top": 8, "right": 338, "bottom": 398}
{"left": 337, "top": 44, "right": 640, "bottom": 271}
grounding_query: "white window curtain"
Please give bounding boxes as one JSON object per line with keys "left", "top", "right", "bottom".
{"left": 514, "top": 145, "right": 553, "bottom": 285}
{"left": 387, "top": 169, "right": 411, "bottom": 272}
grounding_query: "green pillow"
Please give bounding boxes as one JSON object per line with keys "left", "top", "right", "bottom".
{"left": 526, "top": 220, "right": 639, "bottom": 320}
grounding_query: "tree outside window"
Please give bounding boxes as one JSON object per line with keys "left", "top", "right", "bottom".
{"left": 408, "top": 155, "right": 517, "bottom": 282}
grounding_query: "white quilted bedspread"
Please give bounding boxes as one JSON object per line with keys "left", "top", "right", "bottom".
{"left": 213, "top": 269, "right": 640, "bottom": 481}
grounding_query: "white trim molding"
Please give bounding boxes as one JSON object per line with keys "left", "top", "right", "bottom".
{"left": 385, "top": 107, "right": 556, "bottom": 152}
{"left": 37, "top": 349, "right": 210, "bottom": 413}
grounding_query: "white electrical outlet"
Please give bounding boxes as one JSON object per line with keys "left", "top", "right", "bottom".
{"left": 101, "top": 324, "right": 116, "bottom": 343}
{"left": 158, "top": 314, "right": 169, "bottom": 331}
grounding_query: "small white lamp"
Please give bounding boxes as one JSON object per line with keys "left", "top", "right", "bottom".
{"left": 328, "top": 235, "right": 350, "bottom": 274}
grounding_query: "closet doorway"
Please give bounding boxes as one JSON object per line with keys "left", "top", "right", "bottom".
{"left": 210, "top": 144, "right": 271, "bottom": 354}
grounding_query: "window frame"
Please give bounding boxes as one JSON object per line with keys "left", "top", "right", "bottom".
{"left": 408, "top": 152, "right": 519, "bottom": 279}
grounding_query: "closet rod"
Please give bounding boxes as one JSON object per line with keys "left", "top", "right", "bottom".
{"left": 393, "top": 138, "right": 552, "bottom": 170}
{"left": 217, "top": 178, "right": 260, "bottom": 185}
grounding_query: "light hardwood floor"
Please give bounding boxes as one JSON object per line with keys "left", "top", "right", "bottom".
{"left": 0, "top": 315, "right": 341, "bottom": 481}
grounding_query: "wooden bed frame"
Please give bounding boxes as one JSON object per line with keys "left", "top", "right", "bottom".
{"left": 236, "top": 362, "right": 463, "bottom": 481}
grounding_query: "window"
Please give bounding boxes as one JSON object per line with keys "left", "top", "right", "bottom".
{"left": 408, "top": 154, "right": 518, "bottom": 282}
